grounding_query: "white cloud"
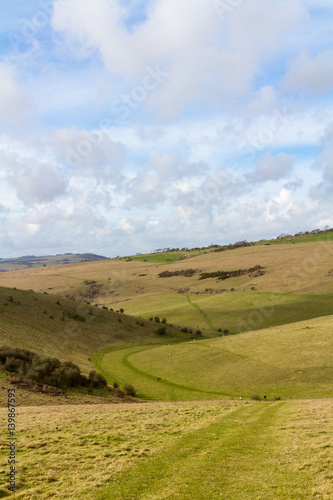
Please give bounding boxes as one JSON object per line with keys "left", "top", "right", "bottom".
{"left": 51, "top": 127, "right": 126, "bottom": 179}
{"left": 250, "top": 152, "right": 294, "bottom": 182}
{"left": 0, "top": 63, "right": 32, "bottom": 131}
{"left": 4, "top": 156, "right": 67, "bottom": 206}
{"left": 52, "top": 0, "right": 308, "bottom": 118}
{"left": 283, "top": 50, "right": 333, "bottom": 95}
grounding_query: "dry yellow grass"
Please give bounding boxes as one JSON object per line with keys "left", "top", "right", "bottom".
{"left": 0, "top": 240, "right": 332, "bottom": 300}
{"left": 0, "top": 399, "right": 332, "bottom": 499}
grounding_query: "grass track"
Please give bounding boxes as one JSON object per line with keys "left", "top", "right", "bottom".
{"left": 2, "top": 399, "right": 330, "bottom": 498}
{"left": 101, "top": 315, "right": 333, "bottom": 401}
{"left": 93, "top": 399, "right": 333, "bottom": 499}
{"left": 186, "top": 294, "right": 214, "bottom": 330}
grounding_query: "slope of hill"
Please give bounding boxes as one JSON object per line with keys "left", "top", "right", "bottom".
{"left": 0, "top": 287, "right": 202, "bottom": 376}
{"left": 99, "top": 314, "right": 333, "bottom": 401}
{"left": 0, "top": 236, "right": 332, "bottom": 334}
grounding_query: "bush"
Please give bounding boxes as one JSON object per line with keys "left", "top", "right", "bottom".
{"left": 114, "top": 387, "right": 124, "bottom": 398}
{"left": 123, "top": 384, "right": 136, "bottom": 396}
{"left": 251, "top": 394, "right": 262, "bottom": 401}
{"left": 154, "top": 316, "right": 160, "bottom": 323}
{"left": 156, "top": 326, "right": 166, "bottom": 336}
{"left": 0, "top": 346, "right": 108, "bottom": 390}
{"left": 88, "top": 370, "right": 107, "bottom": 388}
{"left": 162, "top": 318, "right": 167, "bottom": 324}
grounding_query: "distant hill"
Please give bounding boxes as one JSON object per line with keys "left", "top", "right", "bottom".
{"left": 0, "top": 253, "right": 107, "bottom": 272}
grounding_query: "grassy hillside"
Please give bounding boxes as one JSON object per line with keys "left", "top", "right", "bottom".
{"left": 0, "top": 286, "right": 200, "bottom": 375}
{"left": 1, "top": 238, "right": 331, "bottom": 333}
{"left": 99, "top": 315, "right": 333, "bottom": 401}
{"left": 0, "top": 399, "right": 332, "bottom": 499}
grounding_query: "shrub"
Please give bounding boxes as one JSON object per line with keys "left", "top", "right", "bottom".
{"left": 195, "top": 330, "right": 202, "bottom": 337}
{"left": 114, "top": 387, "right": 124, "bottom": 398}
{"left": 154, "top": 316, "right": 160, "bottom": 323}
{"left": 120, "top": 308, "right": 124, "bottom": 314}
{"left": 223, "top": 329, "right": 229, "bottom": 335}
{"left": 113, "top": 382, "right": 119, "bottom": 389}
{"left": 156, "top": 326, "right": 166, "bottom": 336}
{"left": 251, "top": 394, "right": 262, "bottom": 401}
{"left": 88, "top": 370, "right": 107, "bottom": 388}
{"left": 123, "top": 384, "right": 136, "bottom": 397}
{"left": 162, "top": 317, "right": 167, "bottom": 324}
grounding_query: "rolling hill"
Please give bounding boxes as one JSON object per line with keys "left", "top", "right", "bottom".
{"left": 98, "top": 314, "right": 333, "bottom": 401}
{"left": 0, "top": 234, "right": 332, "bottom": 335}
{"left": 0, "top": 286, "right": 201, "bottom": 376}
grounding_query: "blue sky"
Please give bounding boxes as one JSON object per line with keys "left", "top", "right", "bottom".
{"left": 0, "top": 0, "right": 332, "bottom": 258}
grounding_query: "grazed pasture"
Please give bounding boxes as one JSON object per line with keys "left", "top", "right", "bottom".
{"left": 0, "top": 399, "right": 332, "bottom": 499}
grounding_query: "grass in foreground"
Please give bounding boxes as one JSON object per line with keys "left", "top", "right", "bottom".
{"left": 0, "top": 399, "right": 332, "bottom": 499}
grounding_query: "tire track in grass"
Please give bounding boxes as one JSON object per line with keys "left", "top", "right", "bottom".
{"left": 186, "top": 295, "right": 215, "bottom": 330}
{"left": 99, "top": 344, "right": 238, "bottom": 399}
{"left": 94, "top": 402, "right": 305, "bottom": 500}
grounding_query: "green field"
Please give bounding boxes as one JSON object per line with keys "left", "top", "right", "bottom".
{"left": 113, "top": 291, "right": 333, "bottom": 333}
{"left": 0, "top": 399, "right": 332, "bottom": 499}
{"left": 99, "top": 315, "right": 333, "bottom": 401}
